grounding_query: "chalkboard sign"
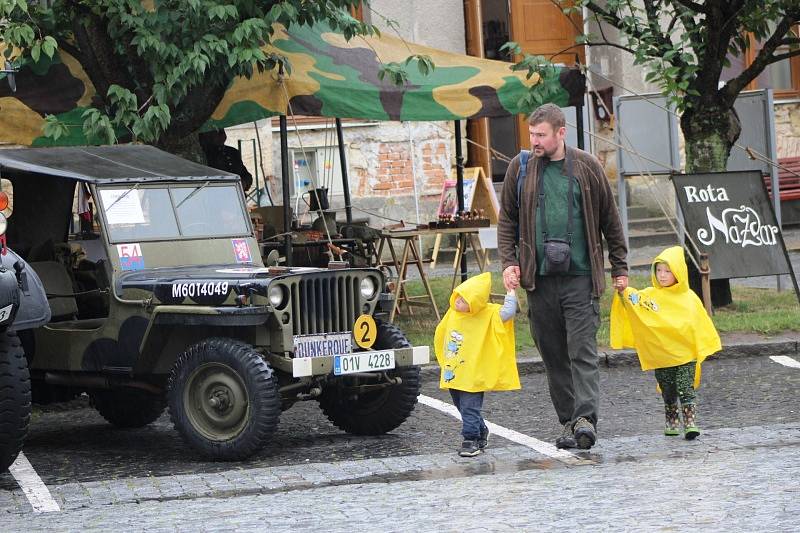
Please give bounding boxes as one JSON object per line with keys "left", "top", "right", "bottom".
{"left": 672, "top": 171, "right": 791, "bottom": 280}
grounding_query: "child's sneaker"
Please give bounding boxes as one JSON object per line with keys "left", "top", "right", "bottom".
{"left": 478, "top": 428, "right": 490, "bottom": 450}
{"left": 459, "top": 439, "right": 482, "bottom": 457}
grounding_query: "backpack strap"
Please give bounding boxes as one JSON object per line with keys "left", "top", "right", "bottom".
{"left": 516, "top": 150, "right": 531, "bottom": 211}
{"left": 514, "top": 150, "right": 531, "bottom": 244}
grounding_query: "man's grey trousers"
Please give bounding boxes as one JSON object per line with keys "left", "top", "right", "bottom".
{"left": 527, "top": 275, "right": 600, "bottom": 426}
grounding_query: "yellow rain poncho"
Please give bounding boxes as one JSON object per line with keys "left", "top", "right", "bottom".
{"left": 610, "top": 246, "right": 721, "bottom": 388}
{"left": 434, "top": 272, "right": 520, "bottom": 392}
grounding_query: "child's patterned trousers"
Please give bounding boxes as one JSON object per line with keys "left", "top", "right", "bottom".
{"left": 654, "top": 361, "right": 696, "bottom": 405}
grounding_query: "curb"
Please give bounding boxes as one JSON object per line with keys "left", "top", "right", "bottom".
{"left": 419, "top": 339, "right": 800, "bottom": 378}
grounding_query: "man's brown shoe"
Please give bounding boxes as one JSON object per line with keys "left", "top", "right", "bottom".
{"left": 555, "top": 421, "right": 576, "bottom": 449}
{"left": 573, "top": 417, "right": 596, "bottom": 450}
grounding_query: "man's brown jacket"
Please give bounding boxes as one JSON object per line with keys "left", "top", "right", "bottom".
{"left": 497, "top": 145, "right": 628, "bottom": 297}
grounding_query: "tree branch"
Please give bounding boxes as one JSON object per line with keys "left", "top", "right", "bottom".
{"left": 644, "top": 0, "right": 686, "bottom": 70}
{"left": 161, "top": 76, "right": 230, "bottom": 141}
{"left": 585, "top": 0, "right": 683, "bottom": 69}
{"left": 763, "top": 48, "right": 800, "bottom": 64}
{"left": 722, "top": 14, "right": 797, "bottom": 106}
{"left": 547, "top": 0, "right": 584, "bottom": 37}
{"left": 67, "top": 4, "right": 137, "bottom": 103}
{"left": 672, "top": 0, "right": 708, "bottom": 14}
{"left": 548, "top": 41, "right": 636, "bottom": 63}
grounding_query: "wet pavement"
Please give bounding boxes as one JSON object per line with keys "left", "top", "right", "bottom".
{"left": 1, "top": 352, "right": 799, "bottom": 530}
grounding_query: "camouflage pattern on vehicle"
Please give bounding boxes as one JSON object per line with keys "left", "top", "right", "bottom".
{"left": 0, "top": 145, "right": 429, "bottom": 461}
{"left": 0, "top": 22, "right": 585, "bottom": 146}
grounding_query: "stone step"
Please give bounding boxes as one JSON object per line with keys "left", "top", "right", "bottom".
{"left": 625, "top": 204, "right": 657, "bottom": 219}
{"left": 623, "top": 229, "right": 680, "bottom": 248}
{"left": 627, "top": 216, "right": 676, "bottom": 232}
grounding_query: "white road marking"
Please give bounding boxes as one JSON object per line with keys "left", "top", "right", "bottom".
{"left": 8, "top": 452, "right": 60, "bottom": 513}
{"left": 418, "top": 394, "right": 593, "bottom": 466}
{"left": 770, "top": 355, "right": 800, "bottom": 369}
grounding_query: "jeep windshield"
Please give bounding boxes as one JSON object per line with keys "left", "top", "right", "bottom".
{"left": 97, "top": 183, "right": 250, "bottom": 242}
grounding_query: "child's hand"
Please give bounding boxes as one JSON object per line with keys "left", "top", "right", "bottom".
{"left": 614, "top": 277, "right": 625, "bottom": 293}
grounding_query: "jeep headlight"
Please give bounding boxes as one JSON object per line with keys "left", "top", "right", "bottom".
{"left": 268, "top": 284, "right": 286, "bottom": 307}
{"left": 0, "top": 213, "right": 6, "bottom": 236}
{"left": 360, "top": 277, "right": 377, "bottom": 299}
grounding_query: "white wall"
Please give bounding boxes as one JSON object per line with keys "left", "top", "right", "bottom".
{"left": 367, "top": 0, "right": 466, "bottom": 54}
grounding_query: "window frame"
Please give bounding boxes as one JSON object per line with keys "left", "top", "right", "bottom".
{"left": 742, "top": 28, "right": 800, "bottom": 99}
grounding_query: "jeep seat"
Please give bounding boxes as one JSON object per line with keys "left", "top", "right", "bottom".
{"left": 28, "top": 261, "right": 79, "bottom": 321}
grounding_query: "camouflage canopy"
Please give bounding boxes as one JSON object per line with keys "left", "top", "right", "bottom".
{"left": 0, "top": 22, "right": 585, "bottom": 146}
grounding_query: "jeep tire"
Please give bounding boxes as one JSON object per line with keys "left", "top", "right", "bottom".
{"left": 168, "top": 338, "right": 280, "bottom": 461}
{"left": 0, "top": 331, "right": 31, "bottom": 472}
{"left": 319, "top": 321, "right": 420, "bottom": 435}
{"left": 90, "top": 388, "right": 166, "bottom": 428}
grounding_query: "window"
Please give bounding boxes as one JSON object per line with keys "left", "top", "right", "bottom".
{"left": 722, "top": 25, "right": 800, "bottom": 99}
{"left": 98, "top": 184, "right": 250, "bottom": 243}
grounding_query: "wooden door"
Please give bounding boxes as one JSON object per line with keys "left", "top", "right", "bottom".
{"left": 510, "top": 0, "right": 584, "bottom": 148}
{"left": 463, "top": 0, "right": 492, "bottom": 177}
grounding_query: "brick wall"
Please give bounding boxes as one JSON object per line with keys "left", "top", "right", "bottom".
{"left": 363, "top": 139, "right": 449, "bottom": 196}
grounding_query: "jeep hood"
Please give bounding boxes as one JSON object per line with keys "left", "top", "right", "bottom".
{"left": 117, "top": 264, "right": 329, "bottom": 305}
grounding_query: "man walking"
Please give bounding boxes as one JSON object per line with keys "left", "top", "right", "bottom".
{"left": 497, "top": 103, "right": 628, "bottom": 450}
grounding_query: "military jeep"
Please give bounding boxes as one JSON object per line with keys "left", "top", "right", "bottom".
{"left": 0, "top": 145, "right": 429, "bottom": 461}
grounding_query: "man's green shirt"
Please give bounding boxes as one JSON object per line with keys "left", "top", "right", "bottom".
{"left": 534, "top": 159, "right": 591, "bottom": 275}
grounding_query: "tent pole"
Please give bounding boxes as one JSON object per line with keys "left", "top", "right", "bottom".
{"left": 280, "top": 115, "right": 293, "bottom": 266}
{"left": 336, "top": 118, "right": 353, "bottom": 224}
{"left": 455, "top": 120, "right": 467, "bottom": 283}
{"left": 575, "top": 54, "right": 585, "bottom": 151}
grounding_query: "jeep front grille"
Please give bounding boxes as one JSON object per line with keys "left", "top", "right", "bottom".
{"left": 290, "top": 275, "right": 361, "bottom": 335}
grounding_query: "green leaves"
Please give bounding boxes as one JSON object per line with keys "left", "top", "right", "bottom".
{"left": 377, "top": 61, "right": 408, "bottom": 85}
{"left": 377, "top": 54, "right": 435, "bottom": 86}
{"left": 29, "top": 0, "right": 424, "bottom": 146}
{"left": 43, "top": 114, "right": 69, "bottom": 142}
{"left": 82, "top": 108, "right": 117, "bottom": 145}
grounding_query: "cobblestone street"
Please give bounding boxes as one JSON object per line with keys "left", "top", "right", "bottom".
{"left": 1, "top": 353, "right": 799, "bottom": 530}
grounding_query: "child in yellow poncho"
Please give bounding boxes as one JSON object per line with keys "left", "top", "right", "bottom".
{"left": 434, "top": 272, "right": 521, "bottom": 457}
{"left": 611, "top": 246, "right": 721, "bottom": 439}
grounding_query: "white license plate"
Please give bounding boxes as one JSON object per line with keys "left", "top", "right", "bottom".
{"left": 334, "top": 350, "right": 395, "bottom": 375}
{"left": 293, "top": 332, "right": 352, "bottom": 358}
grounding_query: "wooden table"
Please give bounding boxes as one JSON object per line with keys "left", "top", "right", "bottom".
{"left": 377, "top": 226, "right": 488, "bottom": 322}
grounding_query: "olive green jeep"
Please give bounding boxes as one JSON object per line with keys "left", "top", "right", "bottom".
{"left": 0, "top": 145, "right": 429, "bottom": 461}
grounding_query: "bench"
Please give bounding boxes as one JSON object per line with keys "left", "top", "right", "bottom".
{"left": 763, "top": 157, "right": 800, "bottom": 201}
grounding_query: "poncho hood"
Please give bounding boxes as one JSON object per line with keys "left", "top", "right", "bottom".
{"left": 450, "top": 272, "right": 491, "bottom": 315}
{"left": 611, "top": 246, "right": 721, "bottom": 389}
{"left": 435, "top": 273, "right": 520, "bottom": 392}
{"left": 651, "top": 246, "right": 689, "bottom": 294}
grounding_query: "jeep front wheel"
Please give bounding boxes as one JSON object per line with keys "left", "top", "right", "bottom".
{"left": 90, "top": 388, "right": 166, "bottom": 428}
{"left": 167, "top": 338, "right": 280, "bottom": 461}
{"left": 0, "top": 331, "right": 31, "bottom": 472}
{"left": 319, "top": 321, "right": 420, "bottom": 435}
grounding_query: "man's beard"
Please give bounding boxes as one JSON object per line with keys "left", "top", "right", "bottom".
{"left": 534, "top": 146, "right": 555, "bottom": 157}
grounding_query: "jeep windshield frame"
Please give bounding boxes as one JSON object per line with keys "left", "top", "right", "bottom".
{"left": 97, "top": 182, "right": 252, "bottom": 243}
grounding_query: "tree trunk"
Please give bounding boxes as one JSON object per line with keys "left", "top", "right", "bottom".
{"left": 680, "top": 104, "right": 741, "bottom": 307}
{"left": 157, "top": 132, "right": 206, "bottom": 165}
{"left": 681, "top": 105, "right": 741, "bottom": 173}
